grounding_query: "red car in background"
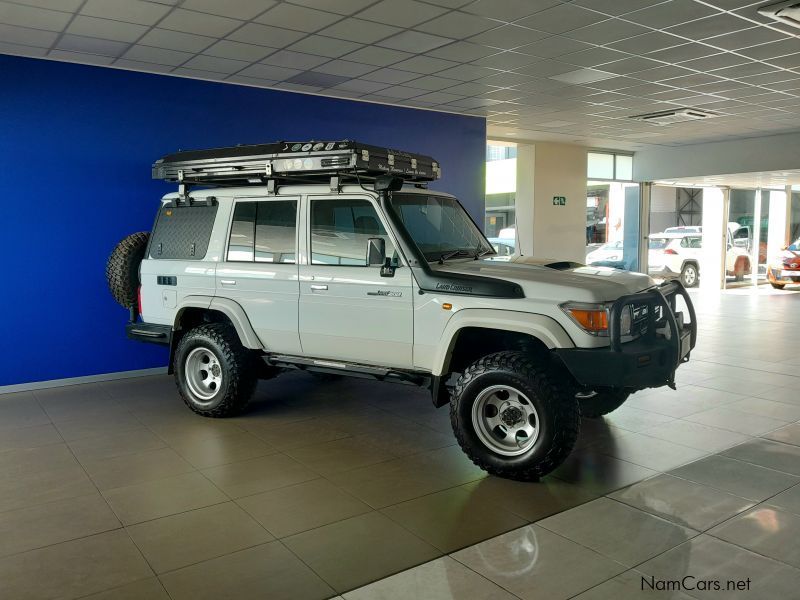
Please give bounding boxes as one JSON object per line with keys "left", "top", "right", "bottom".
{"left": 768, "top": 237, "right": 800, "bottom": 289}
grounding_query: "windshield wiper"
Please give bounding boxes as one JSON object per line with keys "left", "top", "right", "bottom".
{"left": 475, "top": 242, "right": 495, "bottom": 259}
{"left": 438, "top": 249, "right": 471, "bottom": 264}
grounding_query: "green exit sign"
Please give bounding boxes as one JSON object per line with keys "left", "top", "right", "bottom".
{"left": 553, "top": 196, "right": 566, "bottom": 206}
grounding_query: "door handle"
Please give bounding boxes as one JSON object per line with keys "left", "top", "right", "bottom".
{"left": 310, "top": 284, "right": 328, "bottom": 291}
{"left": 220, "top": 279, "right": 237, "bottom": 286}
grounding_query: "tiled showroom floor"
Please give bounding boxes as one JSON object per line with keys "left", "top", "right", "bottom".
{"left": 1, "top": 287, "right": 799, "bottom": 599}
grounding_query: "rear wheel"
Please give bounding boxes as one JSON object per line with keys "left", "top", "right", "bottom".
{"left": 174, "top": 323, "right": 257, "bottom": 417}
{"left": 680, "top": 263, "right": 698, "bottom": 288}
{"left": 577, "top": 389, "right": 630, "bottom": 418}
{"left": 450, "top": 351, "right": 580, "bottom": 481}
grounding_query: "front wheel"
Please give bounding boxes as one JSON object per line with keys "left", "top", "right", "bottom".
{"left": 680, "top": 263, "right": 699, "bottom": 288}
{"left": 174, "top": 323, "right": 257, "bottom": 417}
{"left": 577, "top": 389, "right": 630, "bottom": 418}
{"left": 450, "top": 351, "right": 580, "bottom": 481}
{"left": 770, "top": 282, "right": 786, "bottom": 290}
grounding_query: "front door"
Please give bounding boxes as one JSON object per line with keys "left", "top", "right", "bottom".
{"left": 298, "top": 195, "right": 414, "bottom": 368}
{"left": 216, "top": 196, "right": 301, "bottom": 354}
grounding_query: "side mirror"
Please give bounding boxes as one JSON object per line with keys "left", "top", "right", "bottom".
{"left": 367, "top": 237, "right": 385, "bottom": 267}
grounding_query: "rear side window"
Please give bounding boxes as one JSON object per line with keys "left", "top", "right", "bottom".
{"left": 227, "top": 200, "right": 297, "bottom": 263}
{"left": 149, "top": 202, "right": 218, "bottom": 260}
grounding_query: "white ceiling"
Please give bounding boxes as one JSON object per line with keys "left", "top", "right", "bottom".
{"left": 660, "top": 169, "right": 800, "bottom": 188}
{"left": 3, "top": 0, "right": 800, "bottom": 150}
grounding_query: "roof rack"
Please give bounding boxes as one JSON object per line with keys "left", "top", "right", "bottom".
{"left": 152, "top": 140, "right": 441, "bottom": 190}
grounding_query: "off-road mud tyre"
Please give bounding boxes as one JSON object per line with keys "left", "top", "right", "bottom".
{"left": 106, "top": 232, "right": 149, "bottom": 308}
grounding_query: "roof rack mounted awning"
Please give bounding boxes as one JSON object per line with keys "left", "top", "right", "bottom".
{"left": 152, "top": 140, "right": 441, "bottom": 186}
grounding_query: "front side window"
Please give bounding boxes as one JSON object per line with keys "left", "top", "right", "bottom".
{"left": 310, "top": 198, "right": 394, "bottom": 266}
{"left": 228, "top": 200, "right": 297, "bottom": 263}
{"left": 390, "top": 194, "right": 492, "bottom": 262}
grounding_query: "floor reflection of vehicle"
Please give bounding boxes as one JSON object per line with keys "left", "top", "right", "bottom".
{"left": 585, "top": 240, "right": 623, "bottom": 266}
{"left": 767, "top": 237, "right": 800, "bottom": 290}
{"left": 649, "top": 232, "right": 751, "bottom": 288}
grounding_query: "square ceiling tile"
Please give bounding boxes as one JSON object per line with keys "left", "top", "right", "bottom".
{"left": 767, "top": 54, "right": 800, "bottom": 70}
{"left": 11, "top": 0, "right": 82, "bottom": 10}
{"left": 667, "top": 13, "right": 752, "bottom": 41}
{"left": 113, "top": 58, "right": 173, "bottom": 73}
{"left": 561, "top": 46, "right": 630, "bottom": 67}
{"left": 415, "top": 11, "right": 496, "bottom": 38}
{"left": 377, "top": 85, "right": 427, "bottom": 99}
{"left": 203, "top": 40, "right": 273, "bottom": 61}
{"left": 469, "top": 24, "right": 550, "bottom": 50}
{"left": 361, "top": 67, "right": 421, "bottom": 84}
{"left": 138, "top": 29, "right": 215, "bottom": 53}
{"left": 471, "top": 51, "right": 536, "bottom": 70}
{"left": 358, "top": 0, "right": 447, "bottom": 28}
{"left": 262, "top": 50, "right": 330, "bottom": 70}
{"left": 570, "top": 0, "right": 655, "bottom": 16}
{"left": 738, "top": 39, "right": 800, "bottom": 61}
{"left": 713, "top": 61, "right": 780, "bottom": 78}
{"left": 56, "top": 34, "right": 128, "bottom": 57}
{"left": 320, "top": 18, "right": 401, "bottom": 44}
{"left": 182, "top": 54, "right": 249, "bottom": 74}
{"left": 181, "top": 0, "right": 274, "bottom": 20}
{"left": 516, "top": 4, "right": 601, "bottom": 34}
{"left": 740, "top": 71, "right": 800, "bottom": 86}
{"left": 48, "top": 49, "right": 116, "bottom": 65}
{"left": 708, "top": 27, "right": 790, "bottom": 51}
{"left": 66, "top": 16, "right": 148, "bottom": 43}
{"left": 237, "top": 62, "right": 301, "bottom": 81}
{"left": 159, "top": 9, "right": 242, "bottom": 37}
{"left": 313, "top": 59, "right": 376, "bottom": 77}
{"left": 80, "top": 0, "right": 171, "bottom": 26}
{"left": 0, "top": 23, "right": 58, "bottom": 47}
{"left": 632, "top": 65, "right": 695, "bottom": 82}
{"left": 228, "top": 23, "right": 307, "bottom": 47}
{"left": 332, "top": 79, "right": 389, "bottom": 93}
{"left": 378, "top": 31, "right": 453, "bottom": 53}
{"left": 601, "top": 56, "right": 664, "bottom": 74}
{"left": 515, "top": 58, "right": 577, "bottom": 77}
{"left": 288, "top": 35, "right": 363, "bottom": 58}
{"left": 121, "top": 45, "right": 193, "bottom": 66}
{"left": 398, "top": 74, "right": 461, "bottom": 91}
{"left": 172, "top": 67, "right": 226, "bottom": 80}
{"left": 551, "top": 68, "right": 618, "bottom": 84}
{"left": 625, "top": 0, "right": 720, "bottom": 29}
{"left": 285, "top": 71, "right": 348, "bottom": 87}
{"left": 516, "top": 35, "right": 592, "bottom": 58}
{"left": 256, "top": 3, "right": 341, "bottom": 33}
{"left": 647, "top": 43, "right": 718, "bottom": 63}
{"left": 610, "top": 31, "right": 686, "bottom": 54}
{"left": 0, "top": 1, "right": 71, "bottom": 31}
{"left": 679, "top": 52, "right": 751, "bottom": 72}
{"left": 287, "top": 0, "right": 376, "bottom": 15}
{"left": 391, "top": 55, "right": 459, "bottom": 74}
{"left": 428, "top": 40, "right": 497, "bottom": 62}
{"left": 564, "top": 18, "right": 649, "bottom": 44}
{"left": 413, "top": 91, "right": 466, "bottom": 104}
{"left": 462, "top": 0, "right": 560, "bottom": 22}
{"left": 340, "top": 46, "right": 412, "bottom": 67}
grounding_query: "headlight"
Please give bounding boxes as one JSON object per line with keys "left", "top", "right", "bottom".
{"left": 560, "top": 302, "right": 633, "bottom": 337}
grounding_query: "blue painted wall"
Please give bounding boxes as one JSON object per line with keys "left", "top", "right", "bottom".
{"left": 0, "top": 54, "right": 486, "bottom": 387}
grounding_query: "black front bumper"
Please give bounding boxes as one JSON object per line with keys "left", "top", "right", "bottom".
{"left": 126, "top": 322, "right": 172, "bottom": 345}
{"left": 556, "top": 281, "right": 697, "bottom": 391}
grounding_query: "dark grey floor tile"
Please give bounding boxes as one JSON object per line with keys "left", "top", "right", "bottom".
{"left": 236, "top": 478, "right": 371, "bottom": 538}
{"left": 683, "top": 407, "right": 791, "bottom": 436}
{"left": 641, "top": 420, "right": 749, "bottom": 453}
{"left": 159, "top": 541, "right": 334, "bottom": 600}
{"left": 722, "top": 438, "right": 800, "bottom": 476}
{"left": 668, "top": 454, "right": 800, "bottom": 501}
{"left": 594, "top": 433, "right": 708, "bottom": 472}
{"left": 610, "top": 474, "right": 755, "bottom": 531}
{"left": 452, "top": 524, "right": 627, "bottom": 600}
{"left": 0, "top": 459, "right": 97, "bottom": 513}
{"left": 600, "top": 405, "right": 676, "bottom": 433}
{"left": 0, "top": 493, "right": 120, "bottom": 557}
{"left": 573, "top": 569, "right": 695, "bottom": 599}
{"left": 126, "top": 502, "right": 272, "bottom": 573}
{"left": 80, "top": 446, "right": 195, "bottom": 491}
{"left": 245, "top": 418, "right": 352, "bottom": 450}
{"left": 0, "top": 530, "right": 153, "bottom": 600}
{"left": 726, "top": 397, "right": 800, "bottom": 422}
{"left": 201, "top": 453, "right": 319, "bottom": 498}
{"left": 283, "top": 511, "right": 441, "bottom": 593}
{"left": 640, "top": 534, "right": 800, "bottom": 599}
{"left": 168, "top": 431, "right": 276, "bottom": 469}
{"left": 459, "top": 475, "right": 599, "bottom": 522}
{"left": 103, "top": 471, "right": 228, "bottom": 525}
{"left": 764, "top": 483, "right": 800, "bottom": 516}
{"left": 381, "top": 486, "right": 527, "bottom": 553}
{"left": 67, "top": 427, "right": 167, "bottom": 462}
{"left": 539, "top": 497, "right": 697, "bottom": 567}
{"left": 343, "top": 556, "right": 517, "bottom": 600}
{"left": 552, "top": 449, "right": 659, "bottom": 495}
{"left": 80, "top": 577, "right": 170, "bottom": 600}
{"left": 284, "top": 436, "right": 398, "bottom": 476}
{"left": 0, "top": 393, "right": 51, "bottom": 431}
{"left": 0, "top": 443, "right": 79, "bottom": 475}
{"left": 710, "top": 506, "right": 800, "bottom": 568}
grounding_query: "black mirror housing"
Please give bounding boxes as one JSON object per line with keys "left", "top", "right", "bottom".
{"left": 374, "top": 175, "right": 404, "bottom": 192}
{"left": 367, "top": 237, "right": 386, "bottom": 266}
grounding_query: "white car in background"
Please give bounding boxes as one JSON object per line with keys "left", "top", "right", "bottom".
{"left": 586, "top": 240, "right": 624, "bottom": 267}
{"left": 649, "top": 232, "right": 751, "bottom": 287}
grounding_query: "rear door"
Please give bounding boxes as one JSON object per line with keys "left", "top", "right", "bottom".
{"left": 298, "top": 194, "right": 414, "bottom": 368}
{"left": 216, "top": 196, "right": 301, "bottom": 354}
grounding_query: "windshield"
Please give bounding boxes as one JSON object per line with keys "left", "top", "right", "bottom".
{"left": 389, "top": 193, "right": 492, "bottom": 261}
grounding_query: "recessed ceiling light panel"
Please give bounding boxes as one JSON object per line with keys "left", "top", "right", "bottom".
{"left": 758, "top": 0, "right": 800, "bottom": 29}
{"left": 629, "top": 107, "right": 720, "bottom": 126}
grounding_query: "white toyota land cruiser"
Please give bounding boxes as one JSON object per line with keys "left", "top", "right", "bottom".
{"left": 107, "top": 140, "right": 696, "bottom": 481}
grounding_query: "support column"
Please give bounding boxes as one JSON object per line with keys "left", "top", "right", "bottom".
{"left": 700, "top": 187, "right": 728, "bottom": 291}
{"left": 767, "top": 189, "right": 790, "bottom": 263}
{"left": 515, "top": 144, "right": 535, "bottom": 256}
{"left": 638, "top": 183, "right": 652, "bottom": 275}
